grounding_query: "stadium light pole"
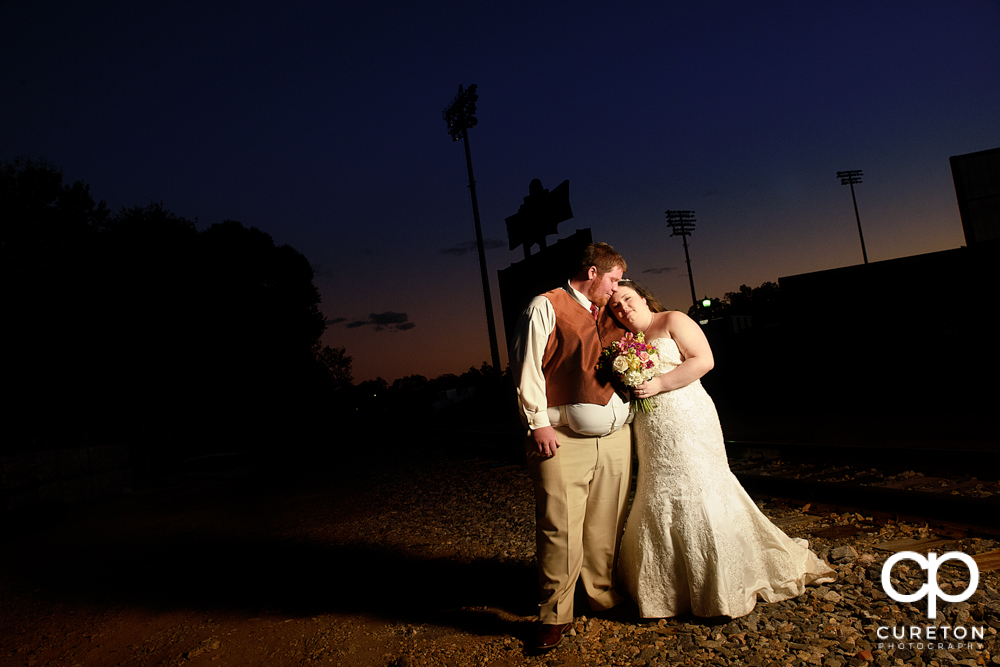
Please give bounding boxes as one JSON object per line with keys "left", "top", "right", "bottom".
{"left": 443, "top": 84, "right": 502, "bottom": 379}
{"left": 666, "top": 210, "right": 698, "bottom": 308}
{"left": 837, "top": 169, "right": 868, "bottom": 265}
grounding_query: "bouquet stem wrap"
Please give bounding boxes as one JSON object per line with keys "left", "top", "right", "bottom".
{"left": 632, "top": 394, "right": 655, "bottom": 413}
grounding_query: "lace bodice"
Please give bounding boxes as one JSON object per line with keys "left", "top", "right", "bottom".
{"left": 647, "top": 336, "right": 703, "bottom": 390}
{"left": 649, "top": 336, "right": 679, "bottom": 369}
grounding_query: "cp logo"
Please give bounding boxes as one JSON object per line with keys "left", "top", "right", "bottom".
{"left": 881, "top": 551, "right": 979, "bottom": 619}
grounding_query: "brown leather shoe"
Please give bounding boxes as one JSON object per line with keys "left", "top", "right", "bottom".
{"left": 534, "top": 622, "right": 570, "bottom": 650}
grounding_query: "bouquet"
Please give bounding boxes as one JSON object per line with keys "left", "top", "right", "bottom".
{"left": 597, "top": 331, "right": 660, "bottom": 413}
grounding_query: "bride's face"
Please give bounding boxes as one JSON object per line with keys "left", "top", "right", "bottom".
{"left": 609, "top": 286, "right": 649, "bottom": 332}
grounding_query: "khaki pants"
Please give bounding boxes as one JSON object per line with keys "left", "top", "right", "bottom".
{"left": 526, "top": 424, "right": 632, "bottom": 624}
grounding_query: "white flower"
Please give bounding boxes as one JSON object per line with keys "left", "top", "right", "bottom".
{"left": 612, "top": 355, "right": 629, "bottom": 373}
{"left": 623, "top": 369, "right": 644, "bottom": 387}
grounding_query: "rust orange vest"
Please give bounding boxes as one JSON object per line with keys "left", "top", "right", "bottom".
{"left": 541, "top": 288, "right": 625, "bottom": 407}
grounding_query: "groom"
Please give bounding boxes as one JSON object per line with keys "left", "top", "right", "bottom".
{"left": 510, "top": 242, "right": 633, "bottom": 651}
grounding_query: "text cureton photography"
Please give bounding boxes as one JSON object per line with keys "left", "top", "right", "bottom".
{"left": 876, "top": 551, "right": 986, "bottom": 653}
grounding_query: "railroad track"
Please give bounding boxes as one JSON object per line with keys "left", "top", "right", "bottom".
{"left": 724, "top": 440, "right": 1000, "bottom": 534}
{"left": 410, "top": 428, "right": 1000, "bottom": 533}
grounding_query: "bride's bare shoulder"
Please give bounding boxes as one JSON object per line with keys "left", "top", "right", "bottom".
{"left": 662, "top": 310, "right": 696, "bottom": 325}
{"left": 649, "top": 310, "right": 684, "bottom": 339}
{"left": 653, "top": 310, "right": 699, "bottom": 337}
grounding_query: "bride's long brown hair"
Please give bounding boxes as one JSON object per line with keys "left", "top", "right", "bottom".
{"left": 616, "top": 278, "right": 667, "bottom": 313}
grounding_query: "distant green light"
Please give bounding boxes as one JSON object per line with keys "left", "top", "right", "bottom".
{"left": 701, "top": 298, "right": 712, "bottom": 308}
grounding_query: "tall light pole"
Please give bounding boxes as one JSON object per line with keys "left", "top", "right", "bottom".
{"left": 443, "top": 84, "right": 502, "bottom": 379}
{"left": 837, "top": 169, "right": 868, "bottom": 265}
{"left": 666, "top": 210, "right": 698, "bottom": 308}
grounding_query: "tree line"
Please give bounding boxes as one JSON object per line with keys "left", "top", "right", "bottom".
{"left": 1, "top": 157, "right": 352, "bottom": 462}
{"left": 686, "top": 281, "right": 782, "bottom": 325}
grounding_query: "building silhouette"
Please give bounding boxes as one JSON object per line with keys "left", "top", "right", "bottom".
{"left": 951, "top": 146, "right": 1000, "bottom": 246}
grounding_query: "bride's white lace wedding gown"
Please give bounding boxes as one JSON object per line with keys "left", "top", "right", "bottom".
{"left": 618, "top": 337, "right": 835, "bottom": 619}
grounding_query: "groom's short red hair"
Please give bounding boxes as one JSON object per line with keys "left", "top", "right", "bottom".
{"left": 580, "top": 242, "right": 627, "bottom": 276}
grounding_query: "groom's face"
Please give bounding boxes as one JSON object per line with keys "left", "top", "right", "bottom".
{"left": 587, "top": 265, "right": 624, "bottom": 307}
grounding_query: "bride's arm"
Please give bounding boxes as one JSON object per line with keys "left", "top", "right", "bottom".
{"left": 638, "top": 311, "right": 714, "bottom": 395}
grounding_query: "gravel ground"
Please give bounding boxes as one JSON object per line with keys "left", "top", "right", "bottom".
{"left": 2, "top": 443, "right": 999, "bottom": 667}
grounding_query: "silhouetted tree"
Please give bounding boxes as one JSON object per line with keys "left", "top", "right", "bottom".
{"left": 87, "top": 202, "right": 200, "bottom": 430}
{"left": 723, "top": 284, "right": 754, "bottom": 314}
{"left": 746, "top": 281, "right": 781, "bottom": 324}
{"left": 723, "top": 281, "right": 780, "bottom": 323}
{"left": 1, "top": 158, "right": 344, "bottom": 460}
{"left": 317, "top": 345, "right": 353, "bottom": 392}
{"left": 1, "top": 158, "right": 111, "bottom": 450}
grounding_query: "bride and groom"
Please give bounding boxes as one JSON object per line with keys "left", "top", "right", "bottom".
{"left": 510, "top": 242, "right": 834, "bottom": 651}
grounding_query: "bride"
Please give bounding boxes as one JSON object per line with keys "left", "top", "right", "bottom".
{"left": 608, "top": 279, "right": 834, "bottom": 619}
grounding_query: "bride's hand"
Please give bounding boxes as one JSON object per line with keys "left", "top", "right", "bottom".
{"left": 634, "top": 377, "right": 662, "bottom": 399}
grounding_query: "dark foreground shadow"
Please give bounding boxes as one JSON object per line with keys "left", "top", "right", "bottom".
{"left": 1, "top": 443, "right": 540, "bottom": 640}
{"left": 5, "top": 528, "right": 537, "bottom": 637}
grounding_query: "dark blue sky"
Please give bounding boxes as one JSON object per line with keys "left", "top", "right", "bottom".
{"left": 3, "top": 1, "right": 998, "bottom": 381}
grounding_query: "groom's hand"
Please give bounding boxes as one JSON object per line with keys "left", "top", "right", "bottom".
{"left": 530, "top": 425, "right": 560, "bottom": 458}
